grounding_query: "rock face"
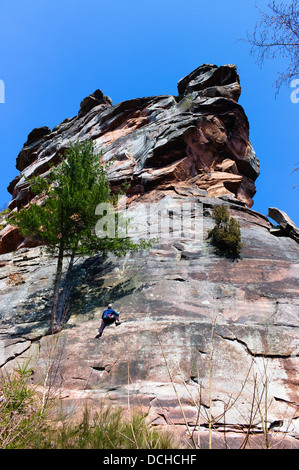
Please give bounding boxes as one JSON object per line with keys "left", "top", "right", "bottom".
{"left": 0, "top": 64, "right": 299, "bottom": 449}
{"left": 1, "top": 63, "right": 260, "bottom": 254}
{"left": 0, "top": 192, "right": 299, "bottom": 448}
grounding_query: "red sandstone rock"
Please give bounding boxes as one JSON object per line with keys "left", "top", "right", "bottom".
{"left": 1, "top": 64, "right": 262, "bottom": 252}
{"left": 0, "top": 225, "right": 24, "bottom": 255}
{"left": 0, "top": 65, "right": 298, "bottom": 448}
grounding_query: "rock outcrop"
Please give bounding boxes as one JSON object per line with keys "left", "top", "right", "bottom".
{"left": 1, "top": 63, "right": 261, "bottom": 254}
{"left": 268, "top": 207, "right": 299, "bottom": 243}
{"left": 0, "top": 64, "right": 299, "bottom": 449}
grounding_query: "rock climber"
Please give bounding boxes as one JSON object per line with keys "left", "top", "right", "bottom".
{"left": 95, "top": 303, "right": 121, "bottom": 338}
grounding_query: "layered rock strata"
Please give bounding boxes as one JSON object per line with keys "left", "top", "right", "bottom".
{"left": 1, "top": 191, "right": 299, "bottom": 448}
{"left": 1, "top": 64, "right": 261, "bottom": 254}
{"left": 0, "top": 65, "right": 298, "bottom": 448}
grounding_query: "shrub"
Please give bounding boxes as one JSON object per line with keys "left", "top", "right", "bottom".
{"left": 208, "top": 204, "right": 242, "bottom": 257}
{"left": 0, "top": 207, "right": 10, "bottom": 217}
{"left": 6, "top": 273, "right": 25, "bottom": 286}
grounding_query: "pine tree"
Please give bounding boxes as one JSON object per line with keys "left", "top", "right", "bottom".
{"left": 208, "top": 204, "right": 242, "bottom": 257}
{"left": 12, "top": 140, "right": 150, "bottom": 333}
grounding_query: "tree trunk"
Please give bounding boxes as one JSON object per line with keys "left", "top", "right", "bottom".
{"left": 56, "top": 251, "right": 75, "bottom": 327}
{"left": 50, "top": 244, "right": 65, "bottom": 334}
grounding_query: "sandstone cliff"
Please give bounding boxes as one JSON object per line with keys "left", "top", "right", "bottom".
{"left": 0, "top": 64, "right": 299, "bottom": 449}
{"left": 1, "top": 63, "right": 260, "bottom": 254}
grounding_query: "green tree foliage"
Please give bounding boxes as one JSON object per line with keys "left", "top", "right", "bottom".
{"left": 208, "top": 204, "right": 242, "bottom": 257}
{"left": 12, "top": 140, "right": 151, "bottom": 332}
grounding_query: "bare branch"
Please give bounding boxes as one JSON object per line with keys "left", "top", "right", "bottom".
{"left": 246, "top": 1, "right": 299, "bottom": 92}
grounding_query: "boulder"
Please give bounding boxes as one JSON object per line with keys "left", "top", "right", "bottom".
{"left": 78, "top": 89, "right": 113, "bottom": 117}
{"left": 0, "top": 225, "right": 23, "bottom": 255}
{"left": 268, "top": 207, "right": 299, "bottom": 243}
{"left": 16, "top": 127, "right": 52, "bottom": 171}
{"left": 177, "top": 63, "right": 241, "bottom": 100}
{"left": 25, "top": 126, "right": 51, "bottom": 146}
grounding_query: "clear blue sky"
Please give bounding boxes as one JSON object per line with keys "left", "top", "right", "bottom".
{"left": 0, "top": 0, "right": 298, "bottom": 225}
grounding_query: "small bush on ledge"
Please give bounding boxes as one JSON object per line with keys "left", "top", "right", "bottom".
{"left": 208, "top": 204, "right": 242, "bottom": 257}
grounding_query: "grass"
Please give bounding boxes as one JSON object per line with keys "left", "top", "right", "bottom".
{"left": 0, "top": 358, "right": 178, "bottom": 449}
{"left": 2, "top": 318, "right": 298, "bottom": 450}
{"left": 0, "top": 360, "right": 47, "bottom": 449}
{"left": 33, "top": 405, "right": 178, "bottom": 450}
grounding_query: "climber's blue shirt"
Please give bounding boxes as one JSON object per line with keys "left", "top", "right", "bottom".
{"left": 102, "top": 308, "right": 119, "bottom": 319}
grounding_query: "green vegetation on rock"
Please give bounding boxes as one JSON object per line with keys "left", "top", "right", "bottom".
{"left": 208, "top": 204, "right": 242, "bottom": 257}
{"left": 11, "top": 140, "right": 151, "bottom": 333}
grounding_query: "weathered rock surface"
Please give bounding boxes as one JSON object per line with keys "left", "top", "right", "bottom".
{"left": 268, "top": 207, "right": 299, "bottom": 243}
{"left": 0, "top": 191, "right": 299, "bottom": 448}
{"left": 1, "top": 63, "right": 261, "bottom": 254}
{"left": 0, "top": 64, "right": 298, "bottom": 448}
